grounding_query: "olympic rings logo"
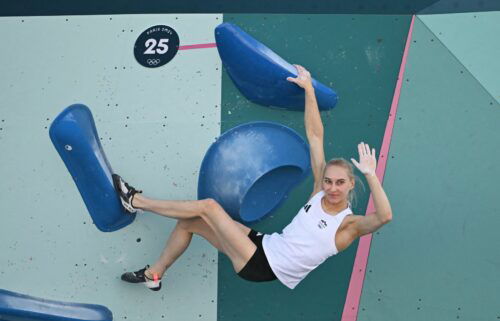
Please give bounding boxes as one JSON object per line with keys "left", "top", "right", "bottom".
{"left": 147, "top": 59, "right": 161, "bottom": 66}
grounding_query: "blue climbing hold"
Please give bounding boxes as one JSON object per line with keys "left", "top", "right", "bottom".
{"left": 198, "top": 122, "right": 310, "bottom": 223}
{"left": 49, "top": 104, "right": 135, "bottom": 232}
{"left": 215, "top": 22, "right": 338, "bottom": 111}
{"left": 0, "top": 288, "right": 113, "bottom": 321}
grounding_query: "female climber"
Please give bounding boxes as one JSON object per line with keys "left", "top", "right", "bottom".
{"left": 113, "top": 65, "right": 392, "bottom": 290}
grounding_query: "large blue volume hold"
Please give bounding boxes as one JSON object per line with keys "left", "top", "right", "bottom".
{"left": 215, "top": 22, "right": 338, "bottom": 111}
{"left": 0, "top": 288, "right": 113, "bottom": 321}
{"left": 198, "top": 122, "right": 310, "bottom": 223}
{"left": 49, "top": 104, "right": 135, "bottom": 232}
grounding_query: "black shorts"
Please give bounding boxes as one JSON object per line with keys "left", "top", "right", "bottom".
{"left": 237, "top": 230, "right": 277, "bottom": 282}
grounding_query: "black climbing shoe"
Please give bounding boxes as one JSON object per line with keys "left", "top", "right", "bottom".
{"left": 121, "top": 265, "right": 161, "bottom": 291}
{"left": 112, "top": 174, "right": 142, "bottom": 214}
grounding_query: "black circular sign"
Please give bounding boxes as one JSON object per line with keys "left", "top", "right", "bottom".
{"left": 134, "top": 25, "right": 180, "bottom": 68}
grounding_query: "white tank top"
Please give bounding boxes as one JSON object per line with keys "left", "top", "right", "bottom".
{"left": 262, "top": 191, "right": 353, "bottom": 289}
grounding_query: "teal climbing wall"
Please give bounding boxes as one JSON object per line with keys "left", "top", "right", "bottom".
{"left": 357, "top": 14, "right": 500, "bottom": 321}
{"left": 218, "top": 14, "right": 411, "bottom": 321}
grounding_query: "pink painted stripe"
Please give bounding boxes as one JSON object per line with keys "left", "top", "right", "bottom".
{"left": 340, "top": 15, "right": 416, "bottom": 321}
{"left": 178, "top": 43, "right": 217, "bottom": 50}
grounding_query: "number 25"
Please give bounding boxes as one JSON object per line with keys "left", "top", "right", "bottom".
{"left": 144, "top": 38, "right": 169, "bottom": 54}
